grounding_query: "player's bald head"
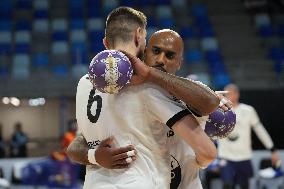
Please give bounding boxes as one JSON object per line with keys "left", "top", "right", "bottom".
{"left": 149, "top": 29, "right": 184, "bottom": 54}
{"left": 145, "top": 29, "right": 184, "bottom": 74}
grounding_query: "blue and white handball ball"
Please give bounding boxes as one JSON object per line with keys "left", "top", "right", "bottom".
{"left": 88, "top": 50, "right": 133, "bottom": 94}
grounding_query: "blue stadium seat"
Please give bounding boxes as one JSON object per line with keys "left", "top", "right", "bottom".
{"left": 205, "top": 50, "right": 223, "bottom": 63}
{"left": 201, "top": 37, "right": 218, "bottom": 51}
{"left": 147, "top": 27, "right": 158, "bottom": 40}
{"left": 185, "top": 49, "right": 203, "bottom": 64}
{"left": 12, "top": 54, "right": 30, "bottom": 79}
{"left": 69, "top": 0, "right": 84, "bottom": 8}
{"left": 0, "top": 20, "right": 12, "bottom": 31}
{"left": 171, "top": 0, "right": 187, "bottom": 7}
{"left": 33, "top": 0, "right": 49, "bottom": 10}
{"left": 87, "top": 0, "right": 101, "bottom": 8}
{"left": 159, "top": 17, "right": 174, "bottom": 28}
{"left": 208, "top": 61, "right": 226, "bottom": 75}
{"left": 51, "top": 42, "right": 69, "bottom": 54}
{"left": 0, "top": 44, "right": 12, "bottom": 54}
{"left": 89, "top": 30, "right": 104, "bottom": 43}
{"left": 136, "top": 0, "right": 151, "bottom": 6}
{"left": 70, "top": 19, "right": 85, "bottom": 30}
{"left": 0, "top": 0, "right": 13, "bottom": 19}
{"left": 153, "top": 0, "right": 171, "bottom": 5}
{"left": 70, "top": 9, "right": 84, "bottom": 19}
{"left": 259, "top": 25, "right": 274, "bottom": 38}
{"left": 34, "top": 9, "right": 48, "bottom": 19}
{"left": 87, "top": 18, "right": 104, "bottom": 31}
{"left": 52, "top": 19, "right": 68, "bottom": 31}
{"left": 268, "top": 47, "right": 284, "bottom": 61}
{"left": 102, "top": 0, "right": 119, "bottom": 16}
{"left": 70, "top": 30, "right": 87, "bottom": 43}
{"left": 212, "top": 73, "right": 231, "bottom": 89}
{"left": 33, "top": 19, "right": 49, "bottom": 32}
{"left": 277, "top": 25, "right": 284, "bottom": 37}
{"left": 156, "top": 5, "right": 172, "bottom": 18}
{"left": 147, "top": 17, "right": 157, "bottom": 27}
{"left": 0, "top": 64, "right": 8, "bottom": 78}
{"left": 194, "top": 72, "right": 211, "bottom": 86}
{"left": 72, "top": 50, "right": 88, "bottom": 65}
{"left": 254, "top": 14, "right": 270, "bottom": 28}
{"left": 15, "top": 31, "right": 31, "bottom": 43}
{"left": 274, "top": 60, "right": 284, "bottom": 74}
{"left": 15, "top": 43, "right": 30, "bottom": 53}
{"left": 119, "top": 0, "right": 137, "bottom": 7}
{"left": 90, "top": 42, "right": 104, "bottom": 54}
{"left": 52, "top": 64, "right": 68, "bottom": 77}
{"left": 72, "top": 64, "right": 88, "bottom": 79}
{"left": 87, "top": 7, "right": 101, "bottom": 18}
{"left": 33, "top": 53, "right": 49, "bottom": 68}
{"left": 180, "top": 26, "right": 196, "bottom": 39}
{"left": 52, "top": 31, "right": 68, "bottom": 41}
{"left": 16, "top": 20, "right": 31, "bottom": 31}
{"left": 191, "top": 4, "right": 207, "bottom": 17}
{"left": 71, "top": 42, "right": 87, "bottom": 53}
{"left": 0, "top": 31, "right": 12, "bottom": 43}
{"left": 16, "top": 0, "right": 32, "bottom": 9}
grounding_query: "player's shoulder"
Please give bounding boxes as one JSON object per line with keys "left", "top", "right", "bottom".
{"left": 238, "top": 103, "right": 255, "bottom": 112}
{"left": 138, "top": 83, "right": 173, "bottom": 99}
{"left": 77, "top": 74, "right": 92, "bottom": 88}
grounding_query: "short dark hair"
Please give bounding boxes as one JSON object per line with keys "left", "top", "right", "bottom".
{"left": 105, "top": 7, "right": 147, "bottom": 47}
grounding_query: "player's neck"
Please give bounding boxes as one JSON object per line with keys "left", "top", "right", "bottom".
{"left": 114, "top": 44, "right": 137, "bottom": 57}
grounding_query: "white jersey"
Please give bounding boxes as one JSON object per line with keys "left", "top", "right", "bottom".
{"left": 76, "top": 75, "right": 191, "bottom": 189}
{"left": 218, "top": 103, "right": 274, "bottom": 161}
{"left": 167, "top": 112, "right": 208, "bottom": 189}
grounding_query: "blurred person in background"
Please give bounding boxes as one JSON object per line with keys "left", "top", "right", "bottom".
{"left": 218, "top": 83, "right": 280, "bottom": 189}
{"left": 0, "top": 124, "right": 5, "bottom": 158}
{"left": 61, "top": 119, "right": 78, "bottom": 153}
{"left": 9, "top": 122, "right": 28, "bottom": 158}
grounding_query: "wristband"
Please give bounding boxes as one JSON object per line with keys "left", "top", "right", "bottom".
{"left": 88, "top": 149, "right": 98, "bottom": 165}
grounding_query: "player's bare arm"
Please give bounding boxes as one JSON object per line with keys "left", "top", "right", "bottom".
{"left": 172, "top": 114, "right": 217, "bottom": 168}
{"left": 67, "top": 134, "right": 137, "bottom": 169}
{"left": 126, "top": 53, "right": 220, "bottom": 116}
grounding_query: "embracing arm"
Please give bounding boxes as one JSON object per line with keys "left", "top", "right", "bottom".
{"left": 172, "top": 114, "right": 217, "bottom": 168}
{"left": 126, "top": 53, "right": 219, "bottom": 116}
{"left": 147, "top": 68, "right": 219, "bottom": 116}
{"left": 66, "top": 134, "right": 137, "bottom": 169}
{"left": 66, "top": 134, "right": 91, "bottom": 165}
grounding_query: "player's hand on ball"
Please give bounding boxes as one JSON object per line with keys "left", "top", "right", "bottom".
{"left": 217, "top": 94, "right": 232, "bottom": 111}
{"left": 120, "top": 51, "right": 151, "bottom": 85}
{"left": 95, "top": 136, "right": 137, "bottom": 169}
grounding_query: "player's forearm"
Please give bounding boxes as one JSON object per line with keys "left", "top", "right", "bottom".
{"left": 147, "top": 68, "right": 219, "bottom": 116}
{"left": 66, "top": 135, "right": 91, "bottom": 165}
{"left": 173, "top": 116, "right": 217, "bottom": 167}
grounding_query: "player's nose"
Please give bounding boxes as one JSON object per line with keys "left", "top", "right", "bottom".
{"left": 156, "top": 53, "right": 165, "bottom": 65}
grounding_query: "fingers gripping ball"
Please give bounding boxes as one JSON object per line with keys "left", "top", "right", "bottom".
{"left": 205, "top": 108, "right": 236, "bottom": 140}
{"left": 88, "top": 50, "right": 133, "bottom": 94}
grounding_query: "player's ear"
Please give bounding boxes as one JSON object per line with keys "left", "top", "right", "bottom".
{"left": 134, "top": 27, "right": 143, "bottom": 47}
{"left": 103, "top": 37, "right": 109, "bottom": 49}
{"left": 177, "top": 57, "right": 183, "bottom": 71}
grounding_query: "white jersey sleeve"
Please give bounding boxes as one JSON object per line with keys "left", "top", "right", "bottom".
{"left": 250, "top": 107, "right": 274, "bottom": 149}
{"left": 141, "top": 84, "right": 191, "bottom": 129}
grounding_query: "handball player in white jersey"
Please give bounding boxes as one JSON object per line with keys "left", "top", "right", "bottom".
{"left": 70, "top": 7, "right": 220, "bottom": 189}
